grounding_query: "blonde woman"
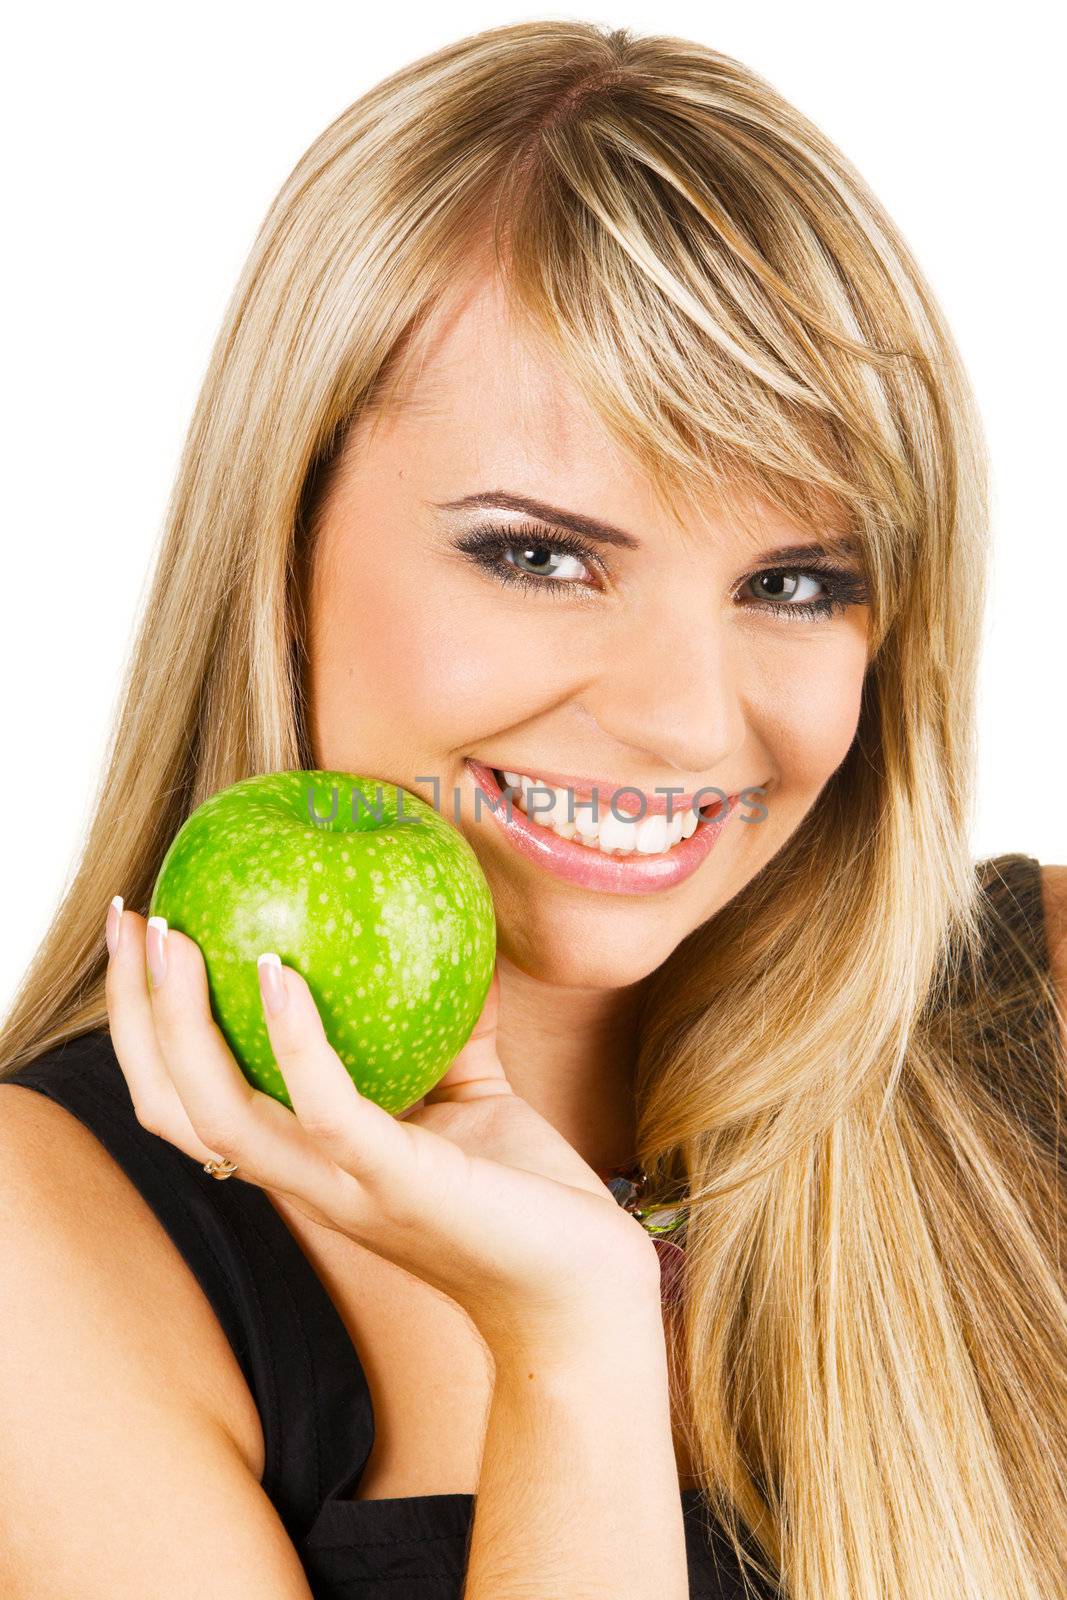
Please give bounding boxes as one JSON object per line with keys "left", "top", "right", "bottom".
{"left": 1, "top": 19, "right": 1064, "bottom": 1600}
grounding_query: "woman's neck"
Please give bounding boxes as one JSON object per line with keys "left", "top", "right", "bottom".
{"left": 493, "top": 951, "right": 647, "bottom": 1175}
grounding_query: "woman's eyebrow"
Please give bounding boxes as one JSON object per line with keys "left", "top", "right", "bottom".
{"left": 432, "top": 490, "right": 640, "bottom": 549}
{"left": 431, "top": 488, "right": 863, "bottom": 565}
{"left": 750, "top": 537, "right": 864, "bottom": 565}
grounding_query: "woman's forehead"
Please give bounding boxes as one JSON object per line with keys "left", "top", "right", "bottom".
{"left": 347, "top": 270, "right": 860, "bottom": 555}
{"left": 365, "top": 273, "right": 600, "bottom": 437}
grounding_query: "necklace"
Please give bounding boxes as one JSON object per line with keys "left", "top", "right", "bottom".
{"left": 598, "top": 1160, "right": 688, "bottom": 1308}
{"left": 597, "top": 1161, "right": 688, "bottom": 1234}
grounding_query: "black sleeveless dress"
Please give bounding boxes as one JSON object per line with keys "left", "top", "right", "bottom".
{"left": 5, "top": 853, "right": 1061, "bottom": 1599}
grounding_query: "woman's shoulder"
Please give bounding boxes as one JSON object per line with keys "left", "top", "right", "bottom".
{"left": 0, "top": 1029, "right": 377, "bottom": 1543}
{"left": 0, "top": 1037, "right": 267, "bottom": 1478}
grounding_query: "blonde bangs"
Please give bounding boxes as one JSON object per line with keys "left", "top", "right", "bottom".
{"left": 475, "top": 76, "right": 941, "bottom": 651}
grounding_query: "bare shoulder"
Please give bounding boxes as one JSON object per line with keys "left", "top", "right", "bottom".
{"left": 0, "top": 1082, "right": 317, "bottom": 1595}
{"left": 0, "top": 1080, "right": 264, "bottom": 1478}
{"left": 1038, "top": 864, "right": 1067, "bottom": 1064}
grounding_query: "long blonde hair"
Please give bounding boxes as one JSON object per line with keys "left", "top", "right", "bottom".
{"left": 3, "top": 21, "right": 1064, "bottom": 1598}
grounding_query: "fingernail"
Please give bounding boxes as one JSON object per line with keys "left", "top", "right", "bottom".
{"left": 105, "top": 895, "right": 124, "bottom": 959}
{"left": 257, "top": 952, "right": 287, "bottom": 1015}
{"left": 146, "top": 916, "right": 168, "bottom": 988}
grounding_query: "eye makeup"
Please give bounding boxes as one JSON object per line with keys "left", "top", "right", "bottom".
{"left": 449, "top": 518, "right": 871, "bottom": 622}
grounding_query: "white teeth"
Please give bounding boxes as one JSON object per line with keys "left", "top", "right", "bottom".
{"left": 572, "top": 801, "right": 601, "bottom": 839}
{"left": 499, "top": 769, "right": 704, "bottom": 856}
{"left": 540, "top": 786, "right": 573, "bottom": 831}
{"left": 634, "top": 813, "right": 669, "bottom": 854}
{"left": 597, "top": 808, "right": 640, "bottom": 853}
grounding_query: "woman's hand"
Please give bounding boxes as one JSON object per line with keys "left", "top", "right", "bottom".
{"left": 104, "top": 904, "right": 660, "bottom": 1360}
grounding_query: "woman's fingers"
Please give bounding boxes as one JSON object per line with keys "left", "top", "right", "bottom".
{"left": 251, "top": 955, "right": 416, "bottom": 1190}
{"left": 106, "top": 901, "right": 472, "bottom": 1246}
{"left": 253, "top": 957, "right": 476, "bottom": 1234}
{"left": 104, "top": 903, "right": 221, "bottom": 1165}
{"left": 141, "top": 917, "right": 358, "bottom": 1207}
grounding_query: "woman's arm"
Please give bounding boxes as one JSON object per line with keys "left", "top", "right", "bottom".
{"left": 106, "top": 910, "right": 690, "bottom": 1590}
{"left": 465, "top": 1287, "right": 689, "bottom": 1599}
{"left": 0, "top": 1086, "right": 315, "bottom": 1600}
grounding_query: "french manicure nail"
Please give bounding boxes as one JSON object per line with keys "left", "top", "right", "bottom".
{"left": 257, "top": 952, "right": 287, "bottom": 1015}
{"left": 105, "top": 895, "right": 124, "bottom": 959}
{"left": 146, "top": 916, "right": 168, "bottom": 988}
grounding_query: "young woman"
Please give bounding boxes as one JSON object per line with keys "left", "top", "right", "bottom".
{"left": 1, "top": 19, "right": 1064, "bottom": 1600}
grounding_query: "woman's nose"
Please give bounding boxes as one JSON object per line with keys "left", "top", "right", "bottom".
{"left": 580, "top": 600, "right": 748, "bottom": 777}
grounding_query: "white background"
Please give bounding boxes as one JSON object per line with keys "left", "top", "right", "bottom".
{"left": 2, "top": 2, "right": 1063, "bottom": 1018}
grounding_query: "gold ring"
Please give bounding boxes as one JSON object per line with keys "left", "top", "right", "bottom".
{"left": 202, "top": 1156, "right": 239, "bottom": 1180}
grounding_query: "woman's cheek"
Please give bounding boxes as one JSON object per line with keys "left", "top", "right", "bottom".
{"left": 373, "top": 562, "right": 581, "bottom": 735}
{"left": 754, "top": 639, "right": 868, "bottom": 796}
{"left": 319, "top": 575, "right": 523, "bottom": 762}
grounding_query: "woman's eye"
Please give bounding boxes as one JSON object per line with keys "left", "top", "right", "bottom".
{"left": 746, "top": 571, "right": 821, "bottom": 605}
{"left": 501, "top": 542, "right": 591, "bottom": 583}
{"left": 738, "top": 564, "right": 871, "bottom": 622}
{"left": 451, "top": 522, "right": 600, "bottom": 595}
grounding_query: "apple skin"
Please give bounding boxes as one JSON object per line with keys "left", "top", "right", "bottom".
{"left": 148, "top": 769, "right": 496, "bottom": 1115}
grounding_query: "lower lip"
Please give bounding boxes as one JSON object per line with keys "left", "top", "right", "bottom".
{"left": 464, "top": 759, "right": 734, "bottom": 895}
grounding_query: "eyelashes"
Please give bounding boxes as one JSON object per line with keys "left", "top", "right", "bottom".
{"left": 450, "top": 519, "right": 871, "bottom": 623}
{"left": 452, "top": 523, "right": 602, "bottom": 592}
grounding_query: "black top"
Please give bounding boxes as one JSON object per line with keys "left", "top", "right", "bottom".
{"left": 4, "top": 852, "right": 1060, "bottom": 1598}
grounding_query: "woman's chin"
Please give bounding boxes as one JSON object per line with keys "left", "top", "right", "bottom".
{"left": 494, "top": 923, "right": 675, "bottom": 991}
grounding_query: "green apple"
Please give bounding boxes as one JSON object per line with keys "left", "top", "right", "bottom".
{"left": 148, "top": 769, "right": 496, "bottom": 1115}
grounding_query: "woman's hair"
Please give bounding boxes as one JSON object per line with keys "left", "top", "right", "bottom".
{"left": 2, "top": 20, "right": 1064, "bottom": 1597}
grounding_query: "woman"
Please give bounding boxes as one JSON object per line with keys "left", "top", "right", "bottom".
{"left": 1, "top": 19, "right": 1064, "bottom": 1600}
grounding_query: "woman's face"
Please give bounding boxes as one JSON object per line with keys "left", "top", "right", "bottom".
{"left": 305, "top": 273, "right": 871, "bottom": 989}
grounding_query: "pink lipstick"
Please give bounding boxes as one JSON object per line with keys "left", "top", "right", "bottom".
{"left": 464, "top": 759, "right": 736, "bottom": 896}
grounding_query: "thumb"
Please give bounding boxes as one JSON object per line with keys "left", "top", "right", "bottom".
{"left": 420, "top": 961, "right": 509, "bottom": 1103}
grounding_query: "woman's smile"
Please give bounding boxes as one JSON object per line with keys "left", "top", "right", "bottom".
{"left": 462, "top": 757, "right": 748, "bottom": 895}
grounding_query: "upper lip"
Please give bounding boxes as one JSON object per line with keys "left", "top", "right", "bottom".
{"left": 472, "top": 760, "right": 745, "bottom": 816}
